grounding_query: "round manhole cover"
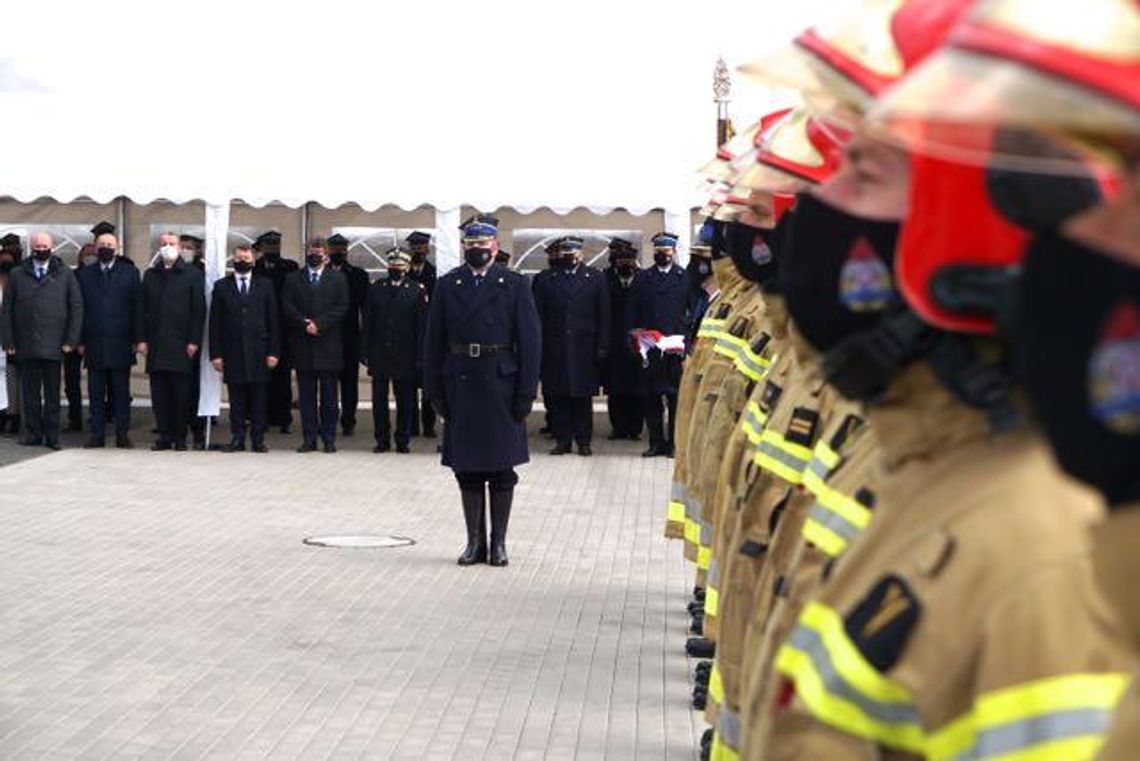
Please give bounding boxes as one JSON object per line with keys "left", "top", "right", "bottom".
{"left": 303, "top": 535, "right": 415, "bottom": 549}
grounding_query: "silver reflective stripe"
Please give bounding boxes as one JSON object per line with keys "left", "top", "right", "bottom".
{"left": 757, "top": 440, "right": 809, "bottom": 474}
{"left": 700, "top": 521, "right": 713, "bottom": 546}
{"left": 736, "top": 351, "right": 768, "bottom": 379}
{"left": 806, "top": 456, "right": 832, "bottom": 483}
{"left": 807, "top": 503, "right": 862, "bottom": 543}
{"left": 787, "top": 625, "right": 922, "bottom": 726}
{"left": 670, "top": 482, "right": 687, "bottom": 501}
{"left": 685, "top": 494, "right": 699, "bottom": 521}
{"left": 718, "top": 707, "right": 743, "bottom": 750}
{"left": 708, "top": 559, "right": 720, "bottom": 586}
{"left": 952, "top": 708, "right": 1115, "bottom": 761}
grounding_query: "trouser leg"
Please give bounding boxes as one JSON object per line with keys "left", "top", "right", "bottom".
{"left": 110, "top": 369, "right": 131, "bottom": 436}
{"left": 339, "top": 358, "right": 359, "bottom": 433}
{"left": 645, "top": 393, "right": 666, "bottom": 446}
{"left": 393, "top": 378, "right": 416, "bottom": 448}
{"left": 318, "top": 371, "right": 339, "bottom": 445}
{"left": 149, "top": 372, "right": 171, "bottom": 442}
{"left": 88, "top": 368, "right": 108, "bottom": 440}
{"left": 40, "top": 360, "right": 61, "bottom": 445}
{"left": 571, "top": 396, "right": 592, "bottom": 448}
{"left": 372, "top": 375, "right": 392, "bottom": 446}
{"left": 228, "top": 382, "right": 249, "bottom": 443}
{"left": 167, "top": 373, "right": 190, "bottom": 445}
{"left": 64, "top": 352, "right": 82, "bottom": 428}
{"left": 248, "top": 383, "right": 268, "bottom": 444}
{"left": 548, "top": 395, "right": 571, "bottom": 447}
{"left": 297, "top": 371, "right": 318, "bottom": 445}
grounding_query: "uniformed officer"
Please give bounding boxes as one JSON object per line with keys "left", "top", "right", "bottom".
{"left": 253, "top": 230, "right": 299, "bottom": 434}
{"left": 405, "top": 231, "right": 438, "bottom": 438}
{"left": 362, "top": 248, "right": 427, "bottom": 454}
{"left": 180, "top": 234, "right": 208, "bottom": 449}
{"left": 533, "top": 235, "right": 610, "bottom": 456}
{"left": 326, "top": 233, "right": 368, "bottom": 437}
{"left": 602, "top": 238, "right": 644, "bottom": 440}
{"left": 422, "top": 217, "right": 541, "bottom": 567}
{"left": 532, "top": 238, "right": 562, "bottom": 439}
{"left": 628, "top": 231, "right": 689, "bottom": 457}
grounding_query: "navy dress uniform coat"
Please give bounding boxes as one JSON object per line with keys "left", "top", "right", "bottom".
{"left": 281, "top": 268, "right": 350, "bottom": 373}
{"left": 141, "top": 260, "right": 206, "bottom": 374}
{"left": 627, "top": 263, "right": 688, "bottom": 394}
{"left": 533, "top": 265, "right": 610, "bottom": 398}
{"left": 208, "top": 274, "right": 281, "bottom": 384}
{"left": 362, "top": 278, "right": 427, "bottom": 381}
{"left": 603, "top": 266, "right": 643, "bottom": 396}
{"left": 422, "top": 263, "right": 541, "bottom": 472}
{"left": 76, "top": 260, "right": 142, "bottom": 370}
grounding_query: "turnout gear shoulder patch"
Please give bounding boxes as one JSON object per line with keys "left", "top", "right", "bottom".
{"left": 829, "top": 413, "right": 865, "bottom": 453}
{"left": 750, "top": 332, "right": 772, "bottom": 355}
{"left": 716, "top": 303, "right": 732, "bottom": 319}
{"left": 844, "top": 575, "right": 921, "bottom": 673}
{"left": 760, "top": 382, "right": 783, "bottom": 415}
{"left": 786, "top": 407, "right": 821, "bottom": 448}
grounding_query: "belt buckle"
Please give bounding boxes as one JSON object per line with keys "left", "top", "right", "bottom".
{"left": 468, "top": 343, "right": 481, "bottom": 358}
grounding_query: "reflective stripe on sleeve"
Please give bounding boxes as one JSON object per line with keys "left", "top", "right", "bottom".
{"left": 753, "top": 429, "right": 813, "bottom": 485}
{"left": 801, "top": 485, "right": 874, "bottom": 558}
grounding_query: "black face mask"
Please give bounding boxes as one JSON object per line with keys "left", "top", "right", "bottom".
{"left": 653, "top": 251, "right": 672, "bottom": 268}
{"left": 32, "top": 249, "right": 51, "bottom": 262}
{"left": 1016, "top": 232, "right": 1140, "bottom": 506}
{"left": 616, "top": 262, "right": 636, "bottom": 277}
{"left": 305, "top": 253, "right": 325, "bottom": 269}
{"left": 465, "top": 246, "right": 493, "bottom": 269}
{"left": 411, "top": 252, "right": 427, "bottom": 264}
{"left": 97, "top": 246, "right": 115, "bottom": 263}
{"left": 329, "top": 252, "right": 347, "bottom": 266}
{"left": 781, "top": 193, "right": 901, "bottom": 353}
{"left": 262, "top": 250, "right": 281, "bottom": 261}
{"left": 388, "top": 269, "right": 405, "bottom": 282}
{"left": 233, "top": 260, "right": 253, "bottom": 274}
{"left": 986, "top": 166, "right": 1104, "bottom": 232}
{"left": 725, "top": 220, "right": 780, "bottom": 285}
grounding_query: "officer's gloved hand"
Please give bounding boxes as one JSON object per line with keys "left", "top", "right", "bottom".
{"left": 511, "top": 396, "right": 534, "bottom": 422}
{"left": 431, "top": 398, "right": 449, "bottom": 421}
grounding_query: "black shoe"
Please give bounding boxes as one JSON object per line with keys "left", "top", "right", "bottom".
{"left": 422, "top": 428, "right": 437, "bottom": 438}
{"left": 223, "top": 439, "right": 245, "bottom": 453}
{"left": 173, "top": 441, "right": 188, "bottom": 452}
{"left": 549, "top": 443, "right": 572, "bottom": 456}
{"left": 666, "top": 443, "right": 676, "bottom": 458}
{"left": 690, "top": 617, "right": 704, "bottom": 636}
{"left": 692, "top": 691, "right": 708, "bottom": 712}
{"left": 115, "top": 434, "right": 133, "bottom": 449}
{"left": 700, "top": 728, "right": 714, "bottom": 760}
{"left": 695, "top": 660, "right": 713, "bottom": 679}
{"left": 19, "top": 436, "right": 43, "bottom": 447}
{"left": 458, "top": 489, "right": 488, "bottom": 566}
{"left": 687, "top": 600, "right": 705, "bottom": 615}
{"left": 323, "top": 442, "right": 337, "bottom": 453}
{"left": 686, "top": 638, "right": 715, "bottom": 659}
{"left": 342, "top": 425, "right": 355, "bottom": 437}
{"left": 251, "top": 442, "right": 268, "bottom": 453}
{"left": 488, "top": 487, "right": 513, "bottom": 567}
{"left": 577, "top": 445, "right": 592, "bottom": 457}
{"left": 693, "top": 586, "right": 705, "bottom": 600}
{"left": 150, "top": 440, "right": 172, "bottom": 451}
{"left": 297, "top": 442, "right": 318, "bottom": 453}
{"left": 395, "top": 443, "right": 410, "bottom": 454}
{"left": 373, "top": 442, "right": 391, "bottom": 453}
{"left": 192, "top": 439, "right": 206, "bottom": 452}
{"left": 83, "top": 437, "right": 105, "bottom": 449}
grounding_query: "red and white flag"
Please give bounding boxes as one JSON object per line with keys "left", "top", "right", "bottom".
{"left": 630, "top": 329, "right": 686, "bottom": 367}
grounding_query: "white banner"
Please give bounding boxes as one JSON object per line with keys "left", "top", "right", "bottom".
{"left": 197, "top": 202, "right": 230, "bottom": 417}
{"left": 434, "top": 208, "right": 461, "bottom": 275}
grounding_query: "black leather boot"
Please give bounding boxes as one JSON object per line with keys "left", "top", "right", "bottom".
{"left": 488, "top": 487, "right": 513, "bottom": 567}
{"left": 457, "top": 489, "right": 487, "bottom": 566}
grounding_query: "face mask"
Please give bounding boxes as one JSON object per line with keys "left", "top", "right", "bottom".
{"left": 725, "top": 220, "right": 779, "bottom": 285}
{"left": 306, "top": 253, "right": 325, "bottom": 269}
{"left": 330, "top": 252, "right": 347, "bottom": 266}
{"left": 411, "top": 251, "right": 426, "bottom": 264}
{"left": 33, "top": 248, "right": 51, "bottom": 262}
{"left": 781, "top": 193, "right": 900, "bottom": 353}
{"left": 464, "top": 246, "right": 493, "bottom": 269}
{"left": 653, "top": 251, "right": 672, "bottom": 268}
{"left": 986, "top": 166, "right": 1103, "bottom": 232}
{"left": 233, "top": 260, "right": 253, "bottom": 274}
{"left": 159, "top": 245, "right": 179, "bottom": 263}
{"left": 262, "top": 250, "right": 281, "bottom": 261}
{"left": 616, "top": 262, "right": 636, "bottom": 276}
{"left": 1016, "top": 232, "right": 1140, "bottom": 506}
{"left": 97, "top": 246, "right": 115, "bottom": 263}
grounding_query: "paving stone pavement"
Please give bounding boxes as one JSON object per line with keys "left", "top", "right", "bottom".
{"left": 0, "top": 430, "right": 700, "bottom": 760}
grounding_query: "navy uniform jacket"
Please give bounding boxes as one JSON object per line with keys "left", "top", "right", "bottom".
{"left": 253, "top": 256, "right": 299, "bottom": 364}
{"left": 628, "top": 263, "right": 688, "bottom": 394}
{"left": 141, "top": 259, "right": 206, "bottom": 374}
{"left": 408, "top": 260, "right": 437, "bottom": 298}
{"left": 76, "top": 260, "right": 142, "bottom": 370}
{"left": 422, "top": 263, "right": 541, "bottom": 472}
{"left": 281, "top": 268, "right": 349, "bottom": 372}
{"left": 533, "top": 264, "right": 610, "bottom": 398}
{"left": 602, "top": 266, "right": 643, "bottom": 396}
{"left": 333, "top": 263, "right": 369, "bottom": 364}
{"left": 361, "top": 277, "right": 427, "bottom": 381}
{"left": 208, "top": 274, "right": 281, "bottom": 384}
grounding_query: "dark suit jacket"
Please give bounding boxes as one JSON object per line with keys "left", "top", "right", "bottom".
{"left": 281, "top": 267, "right": 349, "bottom": 372}
{"left": 332, "top": 263, "right": 369, "bottom": 362}
{"left": 1, "top": 256, "right": 84, "bottom": 363}
{"left": 253, "top": 256, "right": 299, "bottom": 364}
{"left": 533, "top": 265, "right": 611, "bottom": 398}
{"left": 208, "top": 274, "right": 281, "bottom": 384}
{"left": 361, "top": 278, "right": 427, "bottom": 380}
{"left": 76, "top": 260, "right": 142, "bottom": 370}
{"left": 141, "top": 259, "right": 206, "bottom": 374}
{"left": 603, "top": 266, "right": 643, "bottom": 395}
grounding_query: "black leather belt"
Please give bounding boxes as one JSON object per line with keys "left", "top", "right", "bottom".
{"left": 449, "top": 343, "right": 513, "bottom": 358}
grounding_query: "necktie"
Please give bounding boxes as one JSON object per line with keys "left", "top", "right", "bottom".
{"left": 36, "top": 267, "right": 45, "bottom": 280}
{"left": 310, "top": 272, "right": 318, "bottom": 286}
{"left": 240, "top": 278, "right": 248, "bottom": 296}
{"left": 474, "top": 275, "right": 484, "bottom": 288}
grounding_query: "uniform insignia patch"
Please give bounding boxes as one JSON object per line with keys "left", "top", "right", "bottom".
{"left": 786, "top": 407, "right": 820, "bottom": 447}
{"left": 750, "top": 333, "right": 772, "bottom": 355}
{"left": 1088, "top": 300, "right": 1140, "bottom": 435}
{"left": 839, "top": 237, "right": 895, "bottom": 313}
{"left": 829, "top": 414, "right": 864, "bottom": 453}
{"left": 760, "top": 382, "right": 783, "bottom": 415}
{"left": 716, "top": 304, "right": 732, "bottom": 319}
{"left": 844, "top": 575, "right": 920, "bottom": 672}
{"left": 739, "top": 540, "right": 768, "bottom": 557}
{"left": 751, "top": 235, "right": 773, "bottom": 265}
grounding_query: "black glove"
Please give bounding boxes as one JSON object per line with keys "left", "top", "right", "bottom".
{"left": 511, "top": 396, "right": 534, "bottom": 422}
{"left": 431, "top": 398, "right": 449, "bottom": 420}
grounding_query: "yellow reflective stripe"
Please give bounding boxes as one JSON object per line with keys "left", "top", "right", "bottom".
{"left": 802, "top": 441, "right": 842, "bottom": 497}
{"left": 667, "top": 500, "right": 685, "bottom": 523}
{"left": 927, "top": 673, "right": 1129, "bottom": 761}
{"left": 704, "top": 584, "right": 720, "bottom": 618}
{"left": 709, "top": 663, "right": 725, "bottom": 705}
{"left": 801, "top": 484, "right": 874, "bottom": 557}
{"left": 684, "top": 518, "right": 700, "bottom": 545}
{"left": 698, "top": 545, "right": 712, "bottom": 570}
{"left": 714, "top": 332, "right": 748, "bottom": 361}
{"left": 802, "top": 516, "right": 850, "bottom": 558}
{"left": 740, "top": 401, "right": 769, "bottom": 445}
{"left": 775, "top": 601, "right": 926, "bottom": 753}
{"left": 733, "top": 344, "right": 773, "bottom": 383}
{"left": 697, "top": 318, "right": 727, "bottom": 340}
{"left": 753, "top": 429, "right": 813, "bottom": 485}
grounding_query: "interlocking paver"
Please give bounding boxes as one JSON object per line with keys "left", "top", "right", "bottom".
{"left": 0, "top": 429, "right": 699, "bottom": 759}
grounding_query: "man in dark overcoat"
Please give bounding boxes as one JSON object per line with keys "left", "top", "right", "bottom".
{"left": 602, "top": 238, "right": 644, "bottom": 440}
{"left": 252, "top": 230, "right": 299, "bottom": 433}
{"left": 326, "top": 233, "right": 369, "bottom": 437}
